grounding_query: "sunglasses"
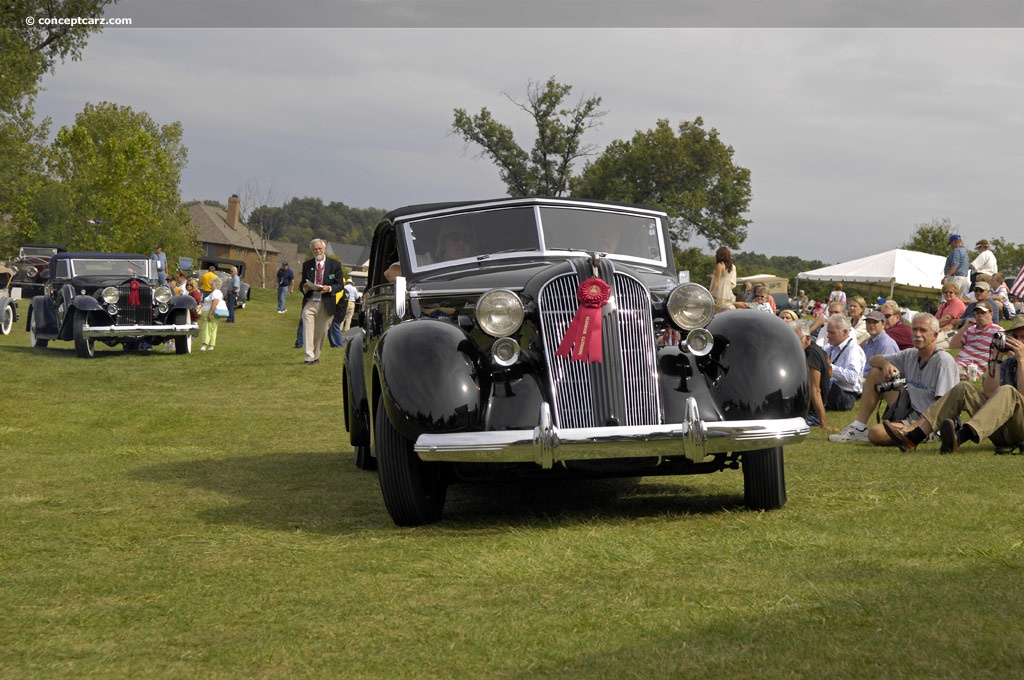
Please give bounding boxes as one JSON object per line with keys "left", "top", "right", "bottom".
{"left": 973, "top": 288, "right": 986, "bottom": 293}
{"left": 884, "top": 313, "right": 900, "bottom": 319}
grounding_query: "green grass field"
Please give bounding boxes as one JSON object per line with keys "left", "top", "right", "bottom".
{"left": 3, "top": 289, "right": 1023, "bottom": 678}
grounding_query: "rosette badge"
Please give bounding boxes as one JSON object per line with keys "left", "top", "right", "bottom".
{"left": 555, "top": 277, "right": 611, "bottom": 363}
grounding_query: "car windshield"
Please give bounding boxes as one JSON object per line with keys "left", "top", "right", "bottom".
{"left": 403, "top": 205, "right": 665, "bottom": 271}
{"left": 20, "top": 246, "right": 60, "bottom": 258}
{"left": 67, "top": 258, "right": 152, "bottom": 279}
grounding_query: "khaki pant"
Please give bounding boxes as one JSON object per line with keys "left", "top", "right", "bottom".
{"left": 341, "top": 301, "right": 356, "bottom": 331}
{"left": 301, "top": 299, "right": 332, "bottom": 362}
{"left": 923, "top": 382, "right": 1024, "bottom": 447}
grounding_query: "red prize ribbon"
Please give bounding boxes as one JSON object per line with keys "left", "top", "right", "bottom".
{"left": 556, "top": 277, "right": 610, "bottom": 363}
{"left": 128, "top": 279, "right": 141, "bottom": 306}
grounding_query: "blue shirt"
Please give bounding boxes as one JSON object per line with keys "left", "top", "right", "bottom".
{"left": 944, "top": 246, "right": 969, "bottom": 277}
{"left": 862, "top": 332, "right": 900, "bottom": 376}
{"left": 277, "top": 267, "right": 295, "bottom": 288}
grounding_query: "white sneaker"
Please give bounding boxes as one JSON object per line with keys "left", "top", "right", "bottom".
{"left": 200, "top": 344, "right": 208, "bottom": 351}
{"left": 829, "top": 424, "right": 869, "bottom": 442}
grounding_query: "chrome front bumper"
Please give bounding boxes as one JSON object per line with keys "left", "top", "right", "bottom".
{"left": 82, "top": 322, "right": 199, "bottom": 338}
{"left": 415, "top": 398, "right": 809, "bottom": 469}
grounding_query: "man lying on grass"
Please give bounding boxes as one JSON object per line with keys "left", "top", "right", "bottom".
{"left": 830, "top": 313, "right": 958, "bottom": 447}
{"left": 882, "top": 315, "right": 1024, "bottom": 454}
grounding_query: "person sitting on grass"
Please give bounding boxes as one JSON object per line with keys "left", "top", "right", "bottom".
{"left": 949, "top": 300, "right": 1002, "bottom": 379}
{"left": 789, "top": 320, "right": 830, "bottom": 430}
{"left": 881, "top": 315, "right": 1024, "bottom": 454}
{"left": 861, "top": 310, "right": 899, "bottom": 374}
{"left": 829, "top": 313, "right": 958, "bottom": 445}
{"left": 881, "top": 300, "right": 913, "bottom": 350}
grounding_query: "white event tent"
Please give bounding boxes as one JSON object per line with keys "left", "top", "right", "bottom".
{"left": 796, "top": 248, "right": 946, "bottom": 300}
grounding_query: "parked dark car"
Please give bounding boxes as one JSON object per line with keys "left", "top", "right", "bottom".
{"left": 27, "top": 252, "right": 198, "bottom": 357}
{"left": 8, "top": 244, "right": 66, "bottom": 301}
{"left": 342, "top": 197, "right": 810, "bottom": 526}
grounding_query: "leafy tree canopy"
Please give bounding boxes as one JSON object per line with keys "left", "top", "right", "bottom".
{"left": 247, "top": 197, "right": 385, "bottom": 248}
{"left": 38, "top": 101, "right": 194, "bottom": 256}
{"left": 573, "top": 117, "right": 752, "bottom": 250}
{"left": 452, "top": 77, "right": 605, "bottom": 197}
{"left": 453, "top": 79, "right": 751, "bottom": 251}
{"left": 901, "top": 217, "right": 958, "bottom": 257}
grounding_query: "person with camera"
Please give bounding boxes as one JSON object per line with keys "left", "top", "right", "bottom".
{"left": 949, "top": 299, "right": 1001, "bottom": 379}
{"left": 882, "top": 316, "right": 1024, "bottom": 453}
{"left": 830, "top": 313, "right": 958, "bottom": 444}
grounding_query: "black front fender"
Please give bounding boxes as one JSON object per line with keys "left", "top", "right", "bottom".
{"left": 702, "top": 311, "right": 809, "bottom": 420}
{"left": 376, "top": 319, "right": 485, "bottom": 440}
{"left": 29, "top": 296, "right": 59, "bottom": 337}
{"left": 169, "top": 294, "right": 197, "bottom": 310}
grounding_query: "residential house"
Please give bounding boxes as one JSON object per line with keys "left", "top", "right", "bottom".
{"left": 189, "top": 195, "right": 300, "bottom": 288}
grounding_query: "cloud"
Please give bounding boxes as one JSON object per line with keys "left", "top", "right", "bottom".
{"left": 34, "top": 27, "right": 1023, "bottom": 263}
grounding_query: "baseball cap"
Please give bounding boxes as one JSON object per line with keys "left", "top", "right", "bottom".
{"left": 865, "top": 310, "right": 885, "bottom": 322}
{"left": 975, "top": 300, "right": 995, "bottom": 314}
{"left": 976, "top": 239, "right": 990, "bottom": 247}
{"left": 974, "top": 281, "right": 991, "bottom": 292}
{"left": 948, "top": 234, "right": 961, "bottom": 244}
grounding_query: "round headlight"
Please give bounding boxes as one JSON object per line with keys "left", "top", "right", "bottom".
{"left": 491, "top": 337, "right": 521, "bottom": 367}
{"left": 26, "top": 266, "right": 39, "bottom": 278}
{"left": 154, "top": 286, "right": 172, "bottom": 304}
{"left": 666, "top": 283, "right": 715, "bottom": 330}
{"left": 102, "top": 286, "right": 120, "bottom": 304}
{"left": 685, "top": 328, "right": 714, "bottom": 356}
{"left": 476, "top": 289, "right": 524, "bottom": 337}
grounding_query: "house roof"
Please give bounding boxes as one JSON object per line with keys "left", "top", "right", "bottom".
{"left": 189, "top": 203, "right": 285, "bottom": 255}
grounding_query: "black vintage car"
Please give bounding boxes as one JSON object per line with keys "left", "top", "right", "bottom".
{"left": 343, "top": 198, "right": 810, "bottom": 526}
{"left": 28, "top": 252, "right": 199, "bottom": 357}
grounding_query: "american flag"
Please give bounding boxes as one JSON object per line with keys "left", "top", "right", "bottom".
{"left": 1010, "top": 263, "right": 1024, "bottom": 301}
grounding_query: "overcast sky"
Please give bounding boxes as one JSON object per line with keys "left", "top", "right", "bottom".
{"left": 30, "top": 1, "right": 1023, "bottom": 263}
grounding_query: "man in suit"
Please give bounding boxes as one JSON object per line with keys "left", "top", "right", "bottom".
{"left": 300, "top": 239, "right": 344, "bottom": 364}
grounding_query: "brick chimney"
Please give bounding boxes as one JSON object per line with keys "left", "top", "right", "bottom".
{"left": 226, "top": 194, "right": 241, "bottom": 229}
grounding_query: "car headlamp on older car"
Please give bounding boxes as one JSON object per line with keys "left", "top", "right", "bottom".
{"left": 25, "top": 265, "right": 39, "bottom": 278}
{"left": 666, "top": 283, "right": 715, "bottom": 330}
{"left": 475, "top": 289, "right": 524, "bottom": 337}
{"left": 154, "top": 286, "right": 173, "bottom": 304}
{"left": 101, "top": 286, "right": 119, "bottom": 304}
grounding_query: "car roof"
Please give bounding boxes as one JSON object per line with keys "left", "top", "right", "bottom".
{"left": 55, "top": 252, "right": 147, "bottom": 262}
{"left": 383, "top": 197, "right": 667, "bottom": 223}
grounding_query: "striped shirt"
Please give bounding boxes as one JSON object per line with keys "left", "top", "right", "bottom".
{"left": 954, "top": 322, "right": 1002, "bottom": 370}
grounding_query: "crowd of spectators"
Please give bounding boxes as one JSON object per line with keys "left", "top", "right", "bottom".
{"left": 726, "top": 234, "right": 1024, "bottom": 454}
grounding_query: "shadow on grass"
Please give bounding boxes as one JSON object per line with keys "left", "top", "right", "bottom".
{"left": 131, "top": 449, "right": 746, "bottom": 533}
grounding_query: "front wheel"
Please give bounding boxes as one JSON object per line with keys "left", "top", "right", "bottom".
{"left": 742, "top": 447, "right": 787, "bottom": 510}
{"left": 29, "top": 311, "right": 48, "bottom": 348}
{"left": 73, "top": 309, "right": 95, "bottom": 358}
{"left": 1, "top": 301, "right": 13, "bottom": 336}
{"left": 375, "top": 399, "right": 446, "bottom": 526}
{"left": 172, "top": 310, "right": 192, "bottom": 354}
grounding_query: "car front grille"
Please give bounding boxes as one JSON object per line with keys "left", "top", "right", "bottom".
{"left": 117, "top": 284, "right": 154, "bottom": 325}
{"left": 537, "top": 266, "right": 661, "bottom": 429}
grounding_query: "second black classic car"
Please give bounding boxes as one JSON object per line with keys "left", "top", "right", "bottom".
{"left": 28, "top": 252, "right": 199, "bottom": 357}
{"left": 343, "top": 198, "right": 810, "bottom": 525}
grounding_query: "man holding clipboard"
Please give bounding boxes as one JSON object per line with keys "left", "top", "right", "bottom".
{"left": 300, "top": 238, "right": 344, "bottom": 365}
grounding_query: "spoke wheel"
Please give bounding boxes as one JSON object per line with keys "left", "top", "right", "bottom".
{"left": 73, "top": 309, "right": 95, "bottom": 358}
{"left": 375, "top": 399, "right": 446, "bottom": 526}
{"left": 1, "top": 301, "right": 13, "bottom": 336}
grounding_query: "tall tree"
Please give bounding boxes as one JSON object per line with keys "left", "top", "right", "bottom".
{"left": 572, "top": 118, "right": 752, "bottom": 250}
{"left": 451, "top": 77, "right": 605, "bottom": 197}
{"left": 900, "top": 217, "right": 957, "bottom": 257}
{"left": 45, "top": 101, "right": 194, "bottom": 255}
{"left": 0, "top": 0, "right": 117, "bottom": 252}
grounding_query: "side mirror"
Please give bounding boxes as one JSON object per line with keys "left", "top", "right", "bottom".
{"left": 394, "top": 275, "right": 406, "bottom": 320}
